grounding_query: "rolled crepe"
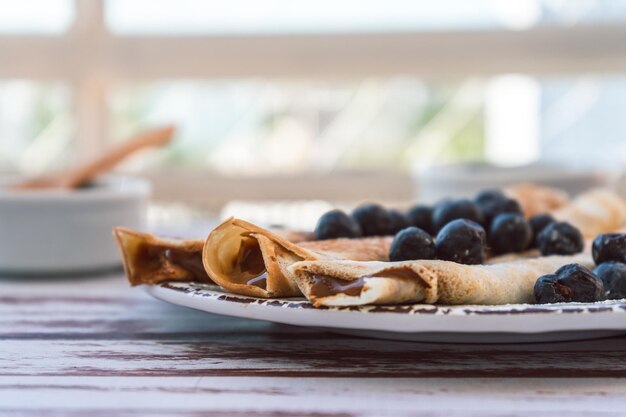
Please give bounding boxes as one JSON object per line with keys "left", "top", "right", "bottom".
{"left": 202, "top": 217, "right": 392, "bottom": 298}
{"left": 114, "top": 223, "right": 316, "bottom": 286}
{"left": 552, "top": 188, "right": 626, "bottom": 237}
{"left": 290, "top": 254, "right": 594, "bottom": 307}
{"left": 114, "top": 227, "right": 209, "bottom": 286}
{"left": 505, "top": 182, "right": 569, "bottom": 218}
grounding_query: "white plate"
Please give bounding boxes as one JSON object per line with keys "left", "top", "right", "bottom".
{"left": 146, "top": 282, "right": 626, "bottom": 343}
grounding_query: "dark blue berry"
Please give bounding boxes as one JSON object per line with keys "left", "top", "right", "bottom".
{"left": 528, "top": 214, "right": 556, "bottom": 247}
{"left": 592, "top": 234, "right": 626, "bottom": 265}
{"left": 488, "top": 213, "right": 532, "bottom": 255}
{"left": 478, "top": 197, "right": 524, "bottom": 228}
{"left": 534, "top": 263, "right": 604, "bottom": 304}
{"left": 534, "top": 274, "right": 570, "bottom": 304}
{"left": 388, "top": 210, "right": 411, "bottom": 235}
{"left": 389, "top": 227, "right": 435, "bottom": 262}
{"left": 593, "top": 262, "right": 626, "bottom": 300}
{"left": 537, "top": 222, "right": 584, "bottom": 256}
{"left": 314, "top": 210, "right": 362, "bottom": 240}
{"left": 406, "top": 205, "right": 434, "bottom": 235}
{"left": 475, "top": 189, "right": 506, "bottom": 205}
{"left": 435, "top": 219, "right": 486, "bottom": 265}
{"left": 432, "top": 199, "right": 484, "bottom": 232}
{"left": 352, "top": 203, "right": 394, "bottom": 236}
{"left": 555, "top": 264, "right": 604, "bottom": 302}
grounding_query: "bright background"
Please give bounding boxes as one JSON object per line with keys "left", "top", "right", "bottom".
{"left": 1, "top": 0, "right": 626, "bottom": 216}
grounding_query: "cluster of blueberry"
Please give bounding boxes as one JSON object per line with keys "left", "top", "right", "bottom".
{"left": 314, "top": 204, "right": 402, "bottom": 241}
{"left": 534, "top": 234, "right": 626, "bottom": 303}
{"left": 314, "top": 189, "right": 584, "bottom": 265}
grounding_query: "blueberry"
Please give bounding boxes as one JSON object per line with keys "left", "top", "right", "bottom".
{"left": 592, "top": 233, "right": 626, "bottom": 265}
{"left": 314, "top": 210, "right": 362, "bottom": 240}
{"left": 435, "top": 219, "right": 486, "bottom": 265}
{"left": 534, "top": 274, "right": 570, "bottom": 304}
{"left": 434, "top": 198, "right": 453, "bottom": 208}
{"left": 475, "top": 189, "right": 506, "bottom": 205}
{"left": 555, "top": 264, "right": 604, "bottom": 302}
{"left": 389, "top": 227, "right": 436, "bottom": 262}
{"left": 432, "top": 199, "right": 484, "bottom": 232}
{"left": 488, "top": 213, "right": 532, "bottom": 255}
{"left": 593, "top": 262, "right": 626, "bottom": 300}
{"left": 388, "top": 210, "right": 411, "bottom": 235}
{"left": 534, "top": 263, "right": 604, "bottom": 304}
{"left": 406, "top": 205, "right": 434, "bottom": 235}
{"left": 478, "top": 197, "right": 523, "bottom": 228}
{"left": 430, "top": 198, "right": 451, "bottom": 227}
{"left": 528, "top": 214, "right": 556, "bottom": 247}
{"left": 537, "top": 222, "right": 584, "bottom": 256}
{"left": 352, "top": 203, "right": 394, "bottom": 236}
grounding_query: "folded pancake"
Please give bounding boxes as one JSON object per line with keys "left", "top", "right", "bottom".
{"left": 290, "top": 254, "right": 594, "bottom": 307}
{"left": 267, "top": 228, "right": 316, "bottom": 244}
{"left": 505, "top": 182, "right": 569, "bottom": 217}
{"left": 202, "top": 217, "right": 393, "bottom": 298}
{"left": 114, "top": 224, "right": 316, "bottom": 287}
{"left": 552, "top": 188, "right": 626, "bottom": 237}
{"left": 114, "top": 227, "right": 209, "bottom": 286}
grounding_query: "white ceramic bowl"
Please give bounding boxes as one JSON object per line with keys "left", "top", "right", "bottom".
{"left": 0, "top": 176, "right": 150, "bottom": 274}
{"left": 413, "top": 162, "right": 621, "bottom": 203}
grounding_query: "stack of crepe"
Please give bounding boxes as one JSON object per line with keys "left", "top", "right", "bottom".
{"left": 114, "top": 186, "right": 626, "bottom": 308}
{"left": 116, "top": 218, "right": 392, "bottom": 298}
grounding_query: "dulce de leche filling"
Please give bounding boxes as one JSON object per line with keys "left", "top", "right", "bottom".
{"left": 235, "top": 236, "right": 268, "bottom": 289}
{"left": 309, "top": 267, "right": 422, "bottom": 298}
{"left": 309, "top": 275, "right": 366, "bottom": 298}
{"left": 134, "top": 242, "right": 208, "bottom": 282}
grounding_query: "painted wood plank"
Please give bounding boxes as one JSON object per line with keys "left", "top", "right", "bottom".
{"left": 3, "top": 334, "right": 626, "bottom": 377}
{"left": 1, "top": 377, "right": 626, "bottom": 417}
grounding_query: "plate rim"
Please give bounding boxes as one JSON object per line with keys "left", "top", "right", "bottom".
{"left": 144, "top": 281, "right": 626, "bottom": 336}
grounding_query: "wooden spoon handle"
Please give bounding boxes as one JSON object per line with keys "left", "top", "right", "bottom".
{"left": 10, "top": 125, "right": 175, "bottom": 191}
{"left": 57, "top": 125, "right": 175, "bottom": 189}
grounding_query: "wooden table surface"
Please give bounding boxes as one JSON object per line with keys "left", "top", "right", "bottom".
{"left": 2, "top": 272, "right": 626, "bottom": 417}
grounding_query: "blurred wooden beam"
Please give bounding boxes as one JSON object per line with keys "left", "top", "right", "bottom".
{"left": 141, "top": 169, "right": 415, "bottom": 210}
{"left": 2, "top": 24, "right": 626, "bottom": 80}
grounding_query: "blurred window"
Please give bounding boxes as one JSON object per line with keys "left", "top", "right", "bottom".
{"left": 109, "top": 79, "right": 485, "bottom": 175}
{"left": 105, "top": 0, "right": 626, "bottom": 35}
{"left": 0, "top": 0, "right": 626, "bottom": 185}
{"left": 105, "top": 0, "right": 539, "bottom": 34}
{"left": 0, "top": 0, "right": 74, "bottom": 34}
{"left": 0, "top": 81, "right": 73, "bottom": 175}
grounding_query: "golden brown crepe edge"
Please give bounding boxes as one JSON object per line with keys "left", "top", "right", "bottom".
{"left": 290, "top": 254, "right": 595, "bottom": 307}
{"left": 202, "top": 217, "right": 319, "bottom": 298}
{"left": 113, "top": 226, "right": 207, "bottom": 286}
